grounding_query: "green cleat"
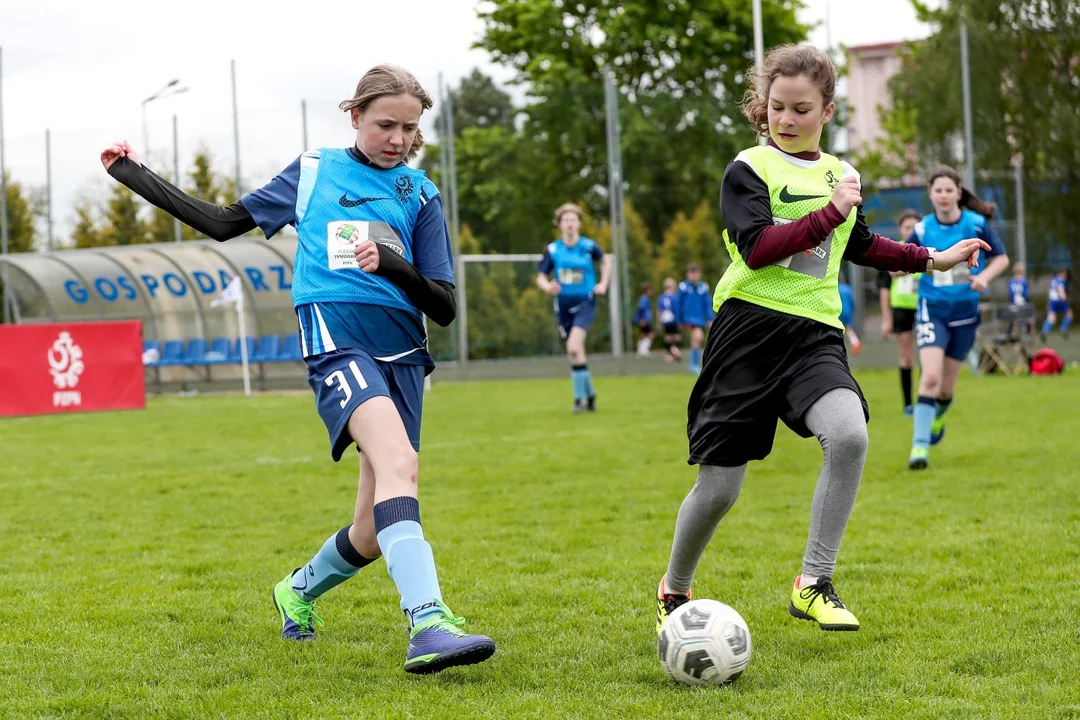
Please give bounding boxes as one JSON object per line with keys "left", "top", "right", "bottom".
{"left": 655, "top": 576, "right": 691, "bottom": 635}
{"left": 789, "top": 577, "right": 859, "bottom": 631}
{"left": 272, "top": 569, "right": 324, "bottom": 641}
{"left": 909, "top": 446, "right": 929, "bottom": 470}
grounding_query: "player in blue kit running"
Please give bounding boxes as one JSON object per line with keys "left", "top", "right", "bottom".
{"left": 658, "top": 278, "right": 683, "bottom": 363}
{"left": 536, "top": 203, "right": 612, "bottom": 412}
{"left": 678, "top": 264, "right": 715, "bottom": 374}
{"left": 101, "top": 64, "right": 495, "bottom": 674}
{"left": 634, "top": 283, "right": 656, "bottom": 357}
{"left": 907, "top": 166, "right": 1009, "bottom": 470}
{"left": 1041, "top": 268, "right": 1072, "bottom": 340}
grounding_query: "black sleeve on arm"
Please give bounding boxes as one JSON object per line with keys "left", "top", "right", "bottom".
{"left": 373, "top": 244, "right": 456, "bottom": 327}
{"left": 107, "top": 156, "right": 256, "bottom": 241}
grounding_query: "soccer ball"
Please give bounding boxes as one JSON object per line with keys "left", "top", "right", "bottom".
{"left": 658, "top": 599, "right": 752, "bottom": 686}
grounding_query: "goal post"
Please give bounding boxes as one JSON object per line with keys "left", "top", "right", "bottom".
{"left": 455, "top": 253, "right": 625, "bottom": 363}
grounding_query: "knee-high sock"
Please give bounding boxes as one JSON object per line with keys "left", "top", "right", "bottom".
{"left": 374, "top": 497, "right": 444, "bottom": 627}
{"left": 292, "top": 526, "right": 377, "bottom": 601}
{"left": 912, "top": 395, "right": 936, "bottom": 450}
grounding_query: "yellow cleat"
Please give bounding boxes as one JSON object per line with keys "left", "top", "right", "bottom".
{"left": 655, "top": 576, "right": 691, "bottom": 634}
{"left": 789, "top": 577, "right": 860, "bottom": 631}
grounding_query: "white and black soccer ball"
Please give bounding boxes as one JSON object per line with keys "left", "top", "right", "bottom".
{"left": 658, "top": 599, "right": 752, "bottom": 686}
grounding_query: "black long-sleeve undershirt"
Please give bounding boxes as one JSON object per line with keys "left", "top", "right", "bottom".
{"left": 106, "top": 156, "right": 456, "bottom": 324}
{"left": 107, "top": 157, "right": 256, "bottom": 241}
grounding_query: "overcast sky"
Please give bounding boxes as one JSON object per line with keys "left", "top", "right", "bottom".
{"left": 0, "top": 0, "right": 936, "bottom": 246}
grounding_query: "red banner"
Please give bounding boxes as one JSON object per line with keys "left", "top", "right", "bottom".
{"left": 0, "top": 321, "right": 146, "bottom": 418}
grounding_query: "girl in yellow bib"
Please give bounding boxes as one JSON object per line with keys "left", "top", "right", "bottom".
{"left": 654, "top": 45, "right": 989, "bottom": 633}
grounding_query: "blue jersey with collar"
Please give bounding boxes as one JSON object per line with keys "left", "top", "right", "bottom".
{"left": 537, "top": 237, "right": 603, "bottom": 304}
{"left": 1008, "top": 277, "right": 1030, "bottom": 305}
{"left": 909, "top": 210, "right": 1005, "bottom": 314}
{"left": 657, "top": 292, "right": 678, "bottom": 326}
{"left": 241, "top": 147, "right": 454, "bottom": 365}
{"left": 633, "top": 295, "right": 652, "bottom": 324}
{"left": 678, "top": 280, "right": 714, "bottom": 326}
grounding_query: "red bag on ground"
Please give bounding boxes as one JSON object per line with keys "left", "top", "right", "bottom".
{"left": 1030, "top": 348, "right": 1065, "bottom": 375}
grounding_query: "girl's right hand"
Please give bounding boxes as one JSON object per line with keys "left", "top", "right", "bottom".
{"left": 932, "top": 238, "right": 992, "bottom": 271}
{"left": 830, "top": 176, "right": 862, "bottom": 217}
{"left": 100, "top": 141, "right": 142, "bottom": 171}
{"left": 547, "top": 280, "right": 562, "bottom": 296}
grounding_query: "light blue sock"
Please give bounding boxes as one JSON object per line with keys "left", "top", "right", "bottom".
{"left": 374, "top": 497, "right": 443, "bottom": 627}
{"left": 1042, "top": 319, "right": 1054, "bottom": 335}
{"left": 571, "top": 365, "right": 588, "bottom": 402}
{"left": 912, "top": 396, "right": 935, "bottom": 450}
{"left": 292, "top": 526, "right": 375, "bottom": 601}
{"left": 1062, "top": 316, "right": 1072, "bottom": 333}
{"left": 690, "top": 348, "right": 702, "bottom": 368}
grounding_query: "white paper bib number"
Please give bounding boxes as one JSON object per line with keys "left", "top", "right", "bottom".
{"left": 895, "top": 275, "right": 916, "bottom": 295}
{"left": 932, "top": 265, "right": 970, "bottom": 287}
{"left": 558, "top": 268, "right": 585, "bottom": 286}
{"left": 327, "top": 221, "right": 370, "bottom": 270}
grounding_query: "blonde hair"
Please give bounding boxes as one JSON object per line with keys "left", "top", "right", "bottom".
{"left": 339, "top": 64, "right": 433, "bottom": 162}
{"left": 553, "top": 203, "right": 583, "bottom": 226}
{"left": 741, "top": 45, "right": 837, "bottom": 138}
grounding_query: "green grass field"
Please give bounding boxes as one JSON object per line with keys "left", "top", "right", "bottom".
{"left": 2, "top": 370, "right": 1079, "bottom": 719}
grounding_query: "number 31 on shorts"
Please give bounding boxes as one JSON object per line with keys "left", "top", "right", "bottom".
{"left": 325, "top": 361, "right": 369, "bottom": 409}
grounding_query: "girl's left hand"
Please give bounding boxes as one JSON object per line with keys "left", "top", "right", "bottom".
{"left": 355, "top": 240, "right": 380, "bottom": 273}
{"left": 593, "top": 282, "right": 608, "bottom": 296}
{"left": 970, "top": 274, "right": 989, "bottom": 292}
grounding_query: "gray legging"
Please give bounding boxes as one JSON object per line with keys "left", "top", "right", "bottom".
{"left": 665, "top": 388, "right": 869, "bottom": 592}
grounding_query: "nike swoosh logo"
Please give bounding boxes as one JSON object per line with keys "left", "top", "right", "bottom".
{"left": 339, "top": 194, "right": 390, "bottom": 208}
{"left": 778, "top": 186, "right": 826, "bottom": 203}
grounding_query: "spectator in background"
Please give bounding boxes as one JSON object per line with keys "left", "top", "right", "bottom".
{"left": 634, "top": 282, "right": 656, "bottom": 357}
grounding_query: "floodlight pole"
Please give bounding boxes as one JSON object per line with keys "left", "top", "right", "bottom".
{"left": 1, "top": 46, "right": 9, "bottom": 324}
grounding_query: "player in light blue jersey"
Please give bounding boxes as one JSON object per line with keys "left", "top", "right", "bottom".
{"left": 634, "top": 283, "right": 656, "bottom": 357}
{"left": 536, "top": 203, "right": 611, "bottom": 412}
{"left": 101, "top": 65, "right": 494, "bottom": 674}
{"left": 1041, "top": 268, "right": 1072, "bottom": 340}
{"left": 658, "top": 277, "right": 683, "bottom": 363}
{"left": 907, "top": 166, "right": 1009, "bottom": 470}
{"left": 677, "top": 264, "right": 715, "bottom": 374}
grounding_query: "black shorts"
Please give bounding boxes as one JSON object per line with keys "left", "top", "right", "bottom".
{"left": 637, "top": 320, "right": 654, "bottom": 334}
{"left": 892, "top": 307, "right": 916, "bottom": 333}
{"left": 663, "top": 323, "right": 680, "bottom": 337}
{"left": 687, "top": 299, "right": 869, "bottom": 467}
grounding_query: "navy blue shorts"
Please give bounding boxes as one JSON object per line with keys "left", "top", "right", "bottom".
{"left": 556, "top": 297, "right": 596, "bottom": 339}
{"left": 1049, "top": 300, "right": 1070, "bottom": 315}
{"left": 305, "top": 349, "right": 425, "bottom": 460}
{"left": 916, "top": 304, "right": 979, "bottom": 361}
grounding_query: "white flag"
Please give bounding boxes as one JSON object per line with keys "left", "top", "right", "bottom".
{"left": 211, "top": 276, "right": 244, "bottom": 309}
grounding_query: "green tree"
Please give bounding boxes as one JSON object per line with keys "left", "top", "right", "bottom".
{"left": 71, "top": 198, "right": 105, "bottom": 248}
{"left": 436, "top": 68, "right": 516, "bottom": 139}
{"left": 100, "top": 183, "right": 147, "bottom": 246}
{"left": 655, "top": 200, "right": 727, "bottom": 288}
{"left": 475, "top": 0, "right": 807, "bottom": 240}
{"left": 2, "top": 172, "right": 38, "bottom": 253}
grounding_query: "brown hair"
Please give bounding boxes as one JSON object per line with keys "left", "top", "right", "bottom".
{"left": 553, "top": 203, "right": 583, "bottom": 226}
{"left": 339, "top": 65, "right": 433, "bottom": 162}
{"left": 927, "top": 165, "right": 997, "bottom": 220}
{"left": 742, "top": 45, "right": 837, "bottom": 137}
{"left": 897, "top": 209, "right": 922, "bottom": 226}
